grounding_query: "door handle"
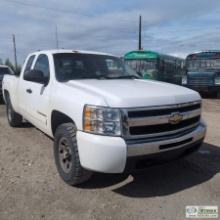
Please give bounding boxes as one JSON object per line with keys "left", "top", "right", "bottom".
{"left": 26, "top": 89, "right": 32, "bottom": 94}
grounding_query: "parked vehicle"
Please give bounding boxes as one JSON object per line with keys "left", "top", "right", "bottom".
{"left": 124, "top": 50, "right": 185, "bottom": 85}
{"left": 3, "top": 50, "right": 206, "bottom": 185}
{"left": 183, "top": 51, "right": 220, "bottom": 97}
{"left": 0, "top": 65, "right": 14, "bottom": 103}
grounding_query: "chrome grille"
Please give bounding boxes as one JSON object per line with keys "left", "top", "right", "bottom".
{"left": 122, "top": 101, "right": 201, "bottom": 140}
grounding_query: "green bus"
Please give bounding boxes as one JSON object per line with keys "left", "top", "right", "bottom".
{"left": 124, "top": 50, "right": 185, "bottom": 85}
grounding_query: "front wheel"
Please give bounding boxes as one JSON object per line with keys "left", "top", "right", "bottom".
{"left": 6, "top": 97, "right": 22, "bottom": 127}
{"left": 54, "top": 123, "right": 92, "bottom": 186}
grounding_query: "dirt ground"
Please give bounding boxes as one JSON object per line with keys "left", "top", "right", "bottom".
{"left": 0, "top": 99, "right": 219, "bottom": 220}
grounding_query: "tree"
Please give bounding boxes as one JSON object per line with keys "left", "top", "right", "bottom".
{"left": 0, "top": 58, "right": 3, "bottom": 65}
{"left": 5, "top": 58, "right": 15, "bottom": 71}
{"left": 4, "top": 58, "right": 21, "bottom": 75}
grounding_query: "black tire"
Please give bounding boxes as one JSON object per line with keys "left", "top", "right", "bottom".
{"left": 6, "top": 96, "right": 22, "bottom": 127}
{"left": 0, "top": 95, "right": 4, "bottom": 104}
{"left": 54, "top": 123, "right": 92, "bottom": 186}
{"left": 217, "top": 92, "right": 220, "bottom": 99}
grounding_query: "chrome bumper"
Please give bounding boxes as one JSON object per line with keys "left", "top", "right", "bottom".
{"left": 127, "top": 122, "right": 206, "bottom": 157}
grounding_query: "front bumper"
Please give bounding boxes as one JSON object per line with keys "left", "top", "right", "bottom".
{"left": 77, "top": 123, "right": 206, "bottom": 173}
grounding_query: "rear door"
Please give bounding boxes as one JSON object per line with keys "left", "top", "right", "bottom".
{"left": 18, "top": 55, "right": 36, "bottom": 116}
{"left": 19, "top": 54, "right": 51, "bottom": 131}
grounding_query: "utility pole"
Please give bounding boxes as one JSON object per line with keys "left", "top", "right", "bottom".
{"left": 12, "top": 34, "right": 18, "bottom": 70}
{"left": 55, "top": 25, "right": 59, "bottom": 49}
{"left": 138, "top": 15, "right": 142, "bottom": 50}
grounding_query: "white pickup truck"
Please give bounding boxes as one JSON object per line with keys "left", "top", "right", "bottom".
{"left": 0, "top": 65, "right": 14, "bottom": 102}
{"left": 3, "top": 50, "right": 206, "bottom": 185}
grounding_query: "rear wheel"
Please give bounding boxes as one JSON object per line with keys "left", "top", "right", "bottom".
{"left": 217, "top": 92, "right": 220, "bottom": 99}
{"left": 0, "top": 95, "right": 4, "bottom": 104}
{"left": 6, "top": 96, "right": 22, "bottom": 127}
{"left": 54, "top": 123, "right": 92, "bottom": 186}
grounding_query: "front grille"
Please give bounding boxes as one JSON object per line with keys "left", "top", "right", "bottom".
{"left": 129, "top": 116, "right": 200, "bottom": 135}
{"left": 128, "top": 103, "right": 201, "bottom": 118}
{"left": 188, "top": 77, "right": 213, "bottom": 86}
{"left": 123, "top": 101, "right": 201, "bottom": 139}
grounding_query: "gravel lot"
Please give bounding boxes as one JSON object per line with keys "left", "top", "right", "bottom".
{"left": 0, "top": 99, "right": 219, "bottom": 220}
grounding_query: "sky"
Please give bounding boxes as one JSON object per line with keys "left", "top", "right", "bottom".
{"left": 1, "top": 0, "right": 220, "bottom": 64}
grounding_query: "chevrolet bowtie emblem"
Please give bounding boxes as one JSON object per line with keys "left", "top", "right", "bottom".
{"left": 169, "top": 112, "right": 183, "bottom": 124}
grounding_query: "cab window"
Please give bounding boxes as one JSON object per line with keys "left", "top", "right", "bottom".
{"left": 34, "top": 54, "right": 50, "bottom": 80}
{"left": 24, "top": 55, "right": 35, "bottom": 73}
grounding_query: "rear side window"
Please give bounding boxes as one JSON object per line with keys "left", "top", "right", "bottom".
{"left": 24, "top": 55, "right": 35, "bottom": 73}
{"left": 34, "top": 54, "right": 50, "bottom": 79}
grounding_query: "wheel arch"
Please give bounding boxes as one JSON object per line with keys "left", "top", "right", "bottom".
{"left": 51, "top": 110, "right": 76, "bottom": 137}
{"left": 3, "top": 89, "right": 10, "bottom": 103}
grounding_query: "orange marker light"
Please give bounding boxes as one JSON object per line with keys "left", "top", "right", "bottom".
{"left": 85, "top": 107, "right": 91, "bottom": 118}
{"left": 84, "top": 106, "right": 92, "bottom": 131}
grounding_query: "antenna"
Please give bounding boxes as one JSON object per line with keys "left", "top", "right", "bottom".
{"left": 55, "top": 25, "right": 59, "bottom": 49}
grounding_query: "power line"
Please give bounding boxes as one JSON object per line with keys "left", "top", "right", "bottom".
{"left": 2, "top": 0, "right": 140, "bottom": 23}
{"left": 3, "top": 0, "right": 92, "bottom": 17}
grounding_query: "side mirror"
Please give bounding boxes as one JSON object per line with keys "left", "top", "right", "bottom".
{"left": 24, "top": 70, "right": 48, "bottom": 84}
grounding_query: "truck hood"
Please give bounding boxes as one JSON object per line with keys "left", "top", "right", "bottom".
{"left": 66, "top": 79, "right": 201, "bottom": 108}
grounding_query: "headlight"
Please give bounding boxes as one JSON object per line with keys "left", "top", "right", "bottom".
{"left": 215, "top": 77, "right": 220, "bottom": 85}
{"left": 182, "top": 76, "right": 187, "bottom": 85}
{"left": 83, "top": 105, "right": 122, "bottom": 136}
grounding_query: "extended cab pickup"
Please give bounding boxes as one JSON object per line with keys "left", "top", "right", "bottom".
{"left": 0, "top": 65, "right": 14, "bottom": 102}
{"left": 2, "top": 50, "right": 206, "bottom": 185}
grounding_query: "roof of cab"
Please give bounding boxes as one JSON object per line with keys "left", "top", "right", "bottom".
{"left": 29, "top": 49, "right": 114, "bottom": 57}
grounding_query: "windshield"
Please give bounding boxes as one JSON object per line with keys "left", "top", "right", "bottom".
{"left": 53, "top": 53, "right": 140, "bottom": 81}
{"left": 125, "top": 59, "right": 158, "bottom": 79}
{"left": 126, "top": 59, "right": 157, "bottom": 72}
{"left": 187, "top": 59, "right": 220, "bottom": 71}
{"left": 0, "top": 67, "right": 11, "bottom": 76}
